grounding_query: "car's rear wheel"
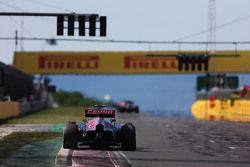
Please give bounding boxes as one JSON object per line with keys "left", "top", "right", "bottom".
{"left": 63, "top": 122, "right": 78, "bottom": 149}
{"left": 134, "top": 107, "right": 139, "bottom": 113}
{"left": 120, "top": 108, "right": 125, "bottom": 112}
{"left": 121, "top": 123, "right": 136, "bottom": 151}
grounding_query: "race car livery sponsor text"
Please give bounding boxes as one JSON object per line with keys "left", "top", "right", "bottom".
{"left": 85, "top": 109, "right": 116, "bottom": 116}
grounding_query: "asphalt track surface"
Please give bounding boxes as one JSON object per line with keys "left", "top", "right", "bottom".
{"left": 56, "top": 113, "right": 250, "bottom": 167}
{"left": 1, "top": 113, "right": 250, "bottom": 167}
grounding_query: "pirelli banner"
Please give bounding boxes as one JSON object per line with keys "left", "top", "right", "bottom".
{"left": 13, "top": 51, "right": 250, "bottom": 74}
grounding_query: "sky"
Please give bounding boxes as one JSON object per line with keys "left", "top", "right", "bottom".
{"left": 1, "top": 0, "right": 250, "bottom": 114}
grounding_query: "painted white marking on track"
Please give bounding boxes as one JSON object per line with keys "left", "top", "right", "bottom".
{"left": 107, "top": 151, "right": 120, "bottom": 167}
{"left": 70, "top": 149, "right": 122, "bottom": 167}
{"left": 117, "top": 151, "right": 132, "bottom": 166}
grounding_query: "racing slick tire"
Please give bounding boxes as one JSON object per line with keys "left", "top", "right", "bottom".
{"left": 67, "top": 121, "right": 76, "bottom": 124}
{"left": 121, "top": 123, "right": 136, "bottom": 151}
{"left": 63, "top": 122, "right": 78, "bottom": 149}
{"left": 126, "top": 123, "right": 136, "bottom": 148}
{"left": 119, "top": 108, "right": 125, "bottom": 113}
{"left": 134, "top": 107, "right": 139, "bottom": 113}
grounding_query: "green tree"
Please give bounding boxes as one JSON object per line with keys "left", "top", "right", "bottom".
{"left": 53, "top": 90, "right": 103, "bottom": 107}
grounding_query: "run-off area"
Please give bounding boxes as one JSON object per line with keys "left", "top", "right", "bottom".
{"left": 0, "top": 132, "right": 62, "bottom": 167}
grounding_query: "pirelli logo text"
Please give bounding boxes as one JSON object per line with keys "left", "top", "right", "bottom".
{"left": 38, "top": 55, "right": 99, "bottom": 70}
{"left": 124, "top": 56, "right": 177, "bottom": 70}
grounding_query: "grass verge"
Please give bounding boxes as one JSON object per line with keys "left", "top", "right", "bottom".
{"left": 6, "top": 107, "right": 84, "bottom": 124}
{"left": 0, "top": 132, "right": 62, "bottom": 165}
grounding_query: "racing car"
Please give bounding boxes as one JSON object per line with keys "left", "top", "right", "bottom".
{"left": 118, "top": 100, "right": 139, "bottom": 113}
{"left": 63, "top": 105, "right": 136, "bottom": 150}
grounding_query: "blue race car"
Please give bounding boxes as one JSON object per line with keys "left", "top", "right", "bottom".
{"left": 63, "top": 105, "right": 136, "bottom": 150}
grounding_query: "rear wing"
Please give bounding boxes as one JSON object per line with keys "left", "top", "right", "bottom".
{"left": 85, "top": 108, "right": 116, "bottom": 118}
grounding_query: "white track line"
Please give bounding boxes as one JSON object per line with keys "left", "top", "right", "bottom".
{"left": 55, "top": 147, "right": 73, "bottom": 167}
{"left": 107, "top": 151, "right": 120, "bottom": 167}
{"left": 119, "top": 151, "right": 132, "bottom": 166}
{"left": 114, "top": 151, "right": 132, "bottom": 167}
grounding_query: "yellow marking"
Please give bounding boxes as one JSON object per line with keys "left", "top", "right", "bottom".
{"left": 191, "top": 99, "right": 250, "bottom": 122}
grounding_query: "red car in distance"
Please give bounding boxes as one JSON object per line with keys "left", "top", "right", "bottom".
{"left": 118, "top": 100, "right": 139, "bottom": 113}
